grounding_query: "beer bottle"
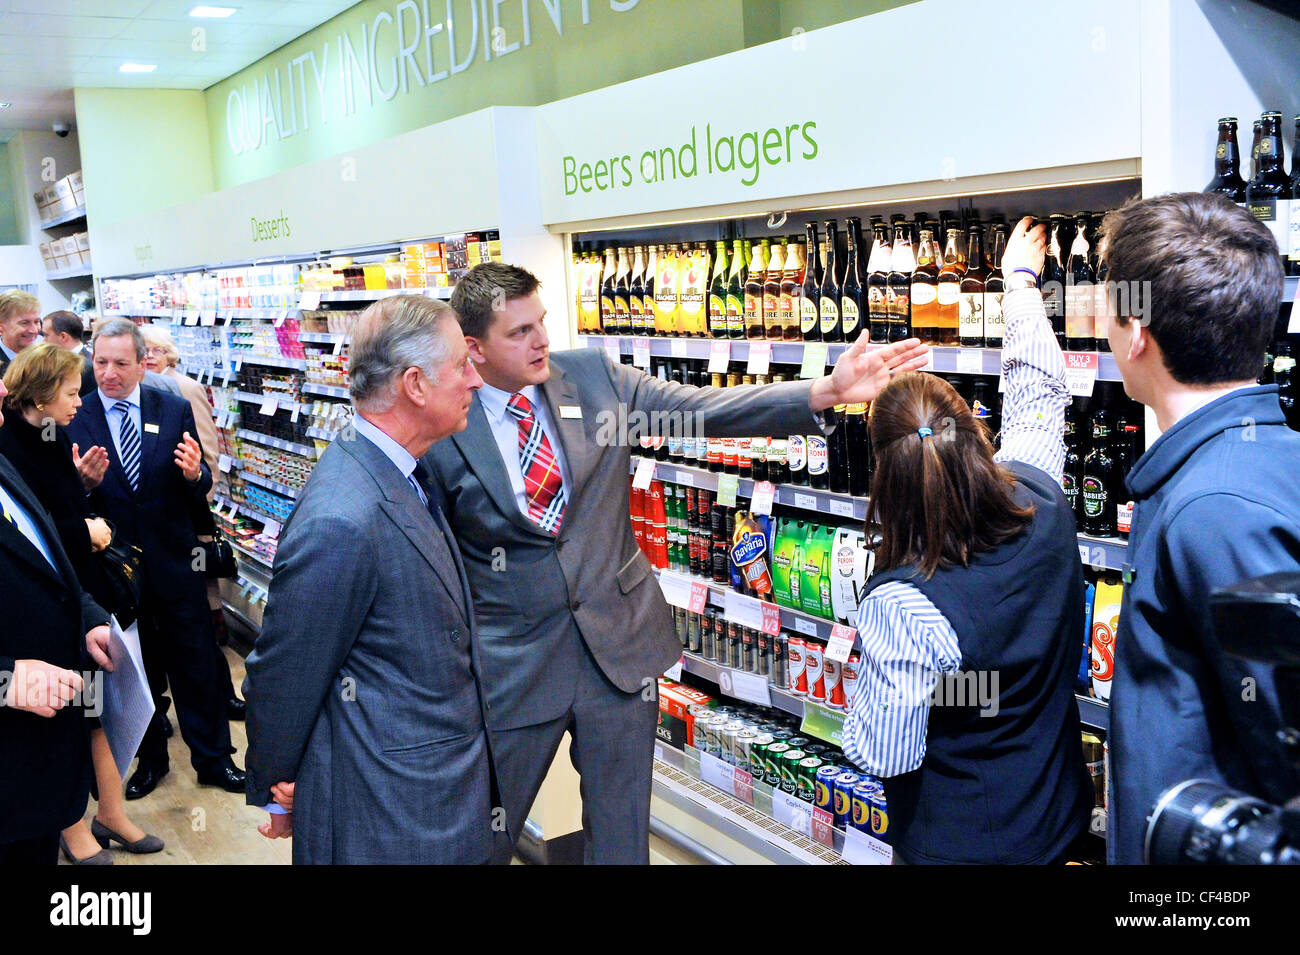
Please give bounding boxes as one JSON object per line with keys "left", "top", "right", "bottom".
{"left": 780, "top": 237, "right": 804, "bottom": 341}
{"left": 642, "top": 245, "right": 658, "bottom": 335}
{"left": 1246, "top": 111, "right": 1294, "bottom": 275}
{"left": 787, "top": 431, "right": 808, "bottom": 487}
{"left": 1065, "top": 213, "right": 1096, "bottom": 351}
{"left": 887, "top": 225, "right": 915, "bottom": 343}
{"left": 745, "top": 239, "right": 769, "bottom": 340}
{"left": 1205, "top": 117, "right": 1247, "bottom": 204}
{"left": 1250, "top": 119, "right": 1262, "bottom": 181}
{"left": 828, "top": 405, "right": 849, "bottom": 494}
{"left": 1113, "top": 422, "right": 1140, "bottom": 540}
{"left": 1081, "top": 410, "right": 1115, "bottom": 537}
{"left": 938, "top": 210, "right": 958, "bottom": 256}
{"left": 801, "top": 222, "right": 822, "bottom": 341}
{"left": 807, "top": 426, "right": 829, "bottom": 489}
{"left": 840, "top": 217, "right": 866, "bottom": 343}
{"left": 613, "top": 246, "right": 631, "bottom": 335}
{"left": 910, "top": 229, "right": 940, "bottom": 345}
{"left": 1062, "top": 410, "right": 1082, "bottom": 525}
{"left": 819, "top": 219, "right": 842, "bottom": 342}
{"left": 726, "top": 239, "right": 745, "bottom": 340}
{"left": 654, "top": 244, "right": 679, "bottom": 336}
{"left": 764, "top": 238, "right": 786, "bottom": 340}
{"left": 1040, "top": 215, "right": 1068, "bottom": 347}
{"left": 912, "top": 212, "right": 928, "bottom": 247}
{"left": 1275, "top": 340, "right": 1298, "bottom": 431}
{"left": 935, "top": 228, "right": 963, "bottom": 345}
{"left": 867, "top": 221, "right": 892, "bottom": 344}
{"left": 1094, "top": 233, "right": 1111, "bottom": 353}
{"left": 600, "top": 243, "right": 617, "bottom": 334}
{"left": 845, "top": 402, "right": 871, "bottom": 497}
{"left": 1292, "top": 116, "right": 1300, "bottom": 276}
{"left": 958, "top": 227, "right": 987, "bottom": 347}
{"left": 628, "top": 246, "right": 646, "bottom": 335}
{"left": 984, "top": 222, "right": 1008, "bottom": 348}
{"left": 709, "top": 240, "right": 729, "bottom": 339}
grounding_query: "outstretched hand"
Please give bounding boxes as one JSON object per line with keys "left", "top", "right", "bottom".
{"left": 809, "top": 337, "right": 930, "bottom": 411}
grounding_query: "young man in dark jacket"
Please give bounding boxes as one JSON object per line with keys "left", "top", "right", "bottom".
{"left": 1100, "top": 192, "right": 1300, "bottom": 864}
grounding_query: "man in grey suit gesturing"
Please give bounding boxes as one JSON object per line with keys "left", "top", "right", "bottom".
{"left": 427, "top": 262, "right": 928, "bottom": 863}
{"left": 243, "top": 295, "right": 503, "bottom": 864}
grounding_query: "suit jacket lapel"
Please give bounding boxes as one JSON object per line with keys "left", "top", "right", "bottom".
{"left": 0, "top": 455, "right": 69, "bottom": 587}
{"left": 81, "top": 391, "right": 131, "bottom": 498}
{"left": 138, "top": 386, "right": 165, "bottom": 495}
{"left": 538, "top": 364, "right": 591, "bottom": 503}
{"left": 449, "top": 396, "right": 552, "bottom": 540}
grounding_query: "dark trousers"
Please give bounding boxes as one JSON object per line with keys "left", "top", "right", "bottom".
{"left": 491, "top": 634, "right": 658, "bottom": 865}
{"left": 136, "top": 576, "right": 234, "bottom": 771}
{"left": 0, "top": 833, "right": 59, "bottom": 865}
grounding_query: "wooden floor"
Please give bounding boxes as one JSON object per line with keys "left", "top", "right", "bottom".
{"left": 61, "top": 647, "right": 291, "bottom": 866}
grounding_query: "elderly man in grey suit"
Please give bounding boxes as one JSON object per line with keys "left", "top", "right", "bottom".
{"left": 427, "top": 262, "right": 928, "bottom": 863}
{"left": 243, "top": 294, "right": 503, "bottom": 864}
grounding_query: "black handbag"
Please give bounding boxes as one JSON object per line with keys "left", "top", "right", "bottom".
{"left": 98, "top": 536, "right": 144, "bottom": 623}
{"left": 201, "top": 528, "right": 239, "bottom": 580}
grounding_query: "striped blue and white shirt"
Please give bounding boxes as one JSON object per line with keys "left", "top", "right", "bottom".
{"left": 841, "top": 287, "right": 1069, "bottom": 777}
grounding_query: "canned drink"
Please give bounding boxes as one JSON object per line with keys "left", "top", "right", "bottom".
{"left": 770, "top": 631, "right": 787, "bottom": 687}
{"left": 726, "top": 621, "right": 743, "bottom": 669}
{"left": 802, "top": 743, "right": 829, "bottom": 759}
{"left": 805, "top": 640, "right": 825, "bottom": 702}
{"left": 739, "top": 627, "right": 754, "bottom": 673}
{"left": 833, "top": 772, "right": 859, "bottom": 830}
{"left": 787, "top": 636, "right": 808, "bottom": 696}
{"left": 815, "top": 765, "right": 839, "bottom": 814}
{"left": 687, "top": 612, "right": 701, "bottom": 654}
{"left": 797, "top": 757, "right": 823, "bottom": 803}
{"left": 755, "top": 630, "right": 770, "bottom": 676}
{"left": 734, "top": 729, "right": 759, "bottom": 771}
{"left": 671, "top": 606, "right": 686, "bottom": 649}
{"left": 764, "top": 742, "right": 790, "bottom": 787}
{"left": 824, "top": 656, "right": 844, "bottom": 709}
{"left": 750, "top": 733, "right": 774, "bottom": 780}
{"left": 841, "top": 651, "right": 861, "bottom": 705}
{"left": 701, "top": 611, "right": 717, "bottom": 661}
{"left": 779, "top": 748, "right": 806, "bottom": 794}
{"left": 869, "top": 787, "right": 889, "bottom": 842}
{"left": 721, "top": 720, "right": 746, "bottom": 766}
{"left": 1083, "top": 732, "right": 1105, "bottom": 807}
{"left": 687, "top": 705, "right": 712, "bottom": 748}
{"left": 851, "top": 781, "right": 875, "bottom": 832}
{"left": 768, "top": 728, "right": 793, "bottom": 743}
{"left": 714, "top": 621, "right": 730, "bottom": 667}
{"left": 786, "top": 736, "right": 811, "bottom": 751}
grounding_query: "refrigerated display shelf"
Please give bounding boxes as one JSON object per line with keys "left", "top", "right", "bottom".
{"left": 239, "top": 469, "right": 300, "bottom": 500}
{"left": 299, "top": 332, "right": 350, "bottom": 345}
{"left": 302, "top": 382, "right": 350, "bottom": 399}
{"left": 232, "top": 390, "right": 308, "bottom": 413}
{"left": 317, "top": 287, "right": 452, "bottom": 302}
{"left": 229, "top": 542, "right": 274, "bottom": 571}
{"left": 654, "top": 567, "right": 843, "bottom": 644}
{"left": 230, "top": 352, "right": 307, "bottom": 371}
{"left": 235, "top": 428, "right": 317, "bottom": 459}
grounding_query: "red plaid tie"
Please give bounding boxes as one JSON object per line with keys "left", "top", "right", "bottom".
{"left": 506, "top": 393, "right": 567, "bottom": 534}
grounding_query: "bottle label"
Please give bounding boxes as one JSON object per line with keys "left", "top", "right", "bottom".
{"left": 787, "top": 434, "right": 807, "bottom": 470}
{"left": 841, "top": 298, "right": 860, "bottom": 335}
{"left": 910, "top": 283, "right": 937, "bottom": 306}
{"left": 937, "top": 281, "right": 960, "bottom": 306}
{"left": 800, "top": 298, "right": 819, "bottom": 334}
{"left": 807, "top": 436, "right": 828, "bottom": 474}
{"left": 778, "top": 292, "right": 794, "bottom": 325}
{"left": 867, "top": 286, "right": 885, "bottom": 314}
{"left": 1290, "top": 200, "right": 1300, "bottom": 262}
{"left": 744, "top": 291, "right": 760, "bottom": 324}
{"left": 819, "top": 297, "right": 839, "bottom": 334}
{"left": 726, "top": 294, "right": 744, "bottom": 333}
{"left": 763, "top": 291, "right": 779, "bottom": 316}
{"left": 984, "top": 292, "right": 1005, "bottom": 340}
{"left": 708, "top": 293, "right": 726, "bottom": 329}
{"left": 958, "top": 292, "right": 983, "bottom": 337}
{"left": 1065, "top": 283, "right": 1094, "bottom": 337}
{"left": 1082, "top": 476, "right": 1107, "bottom": 518}
{"left": 1250, "top": 198, "right": 1291, "bottom": 254}
{"left": 1116, "top": 501, "right": 1133, "bottom": 535}
{"left": 1062, "top": 472, "right": 1078, "bottom": 505}
{"left": 1216, "top": 143, "right": 1227, "bottom": 159}
{"left": 1276, "top": 355, "right": 1297, "bottom": 374}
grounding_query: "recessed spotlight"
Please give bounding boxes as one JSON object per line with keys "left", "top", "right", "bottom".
{"left": 0, "top": 103, "right": 10, "bottom": 110}
{"left": 189, "top": 5, "right": 236, "bottom": 16}
{"left": 120, "top": 63, "right": 157, "bottom": 73}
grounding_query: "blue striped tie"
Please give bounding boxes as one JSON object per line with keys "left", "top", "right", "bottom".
{"left": 115, "top": 400, "right": 141, "bottom": 492}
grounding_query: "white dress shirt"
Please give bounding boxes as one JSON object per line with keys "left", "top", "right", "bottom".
{"left": 351, "top": 414, "right": 430, "bottom": 508}
{"left": 0, "top": 480, "right": 60, "bottom": 573}
{"left": 476, "top": 381, "right": 572, "bottom": 522}
{"left": 0, "top": 341, "right": 17, "bottom": 364}
{"left": 99, "top": 384, "right": 143, "bottom": 463}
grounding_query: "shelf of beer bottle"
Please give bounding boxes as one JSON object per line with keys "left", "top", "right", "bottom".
{"left": 633, "top": 458, "right": 867, "bottom": 521}
{"left": 582, "top": 335, "right": 1124, "bottom": 382}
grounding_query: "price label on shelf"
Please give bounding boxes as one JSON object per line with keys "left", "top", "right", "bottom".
{"left": 333, "top": 338, "right": 345, "bottom": 356}
{"left": 829, "top": 498, "right": 856, "bottom": 518}
{"left": 750, "top": 480, "right": 776, "bottom": 516}
{"left": 799, "top": 342, "right": 829, "bottom": 379}
{"left": 793, "top": 616, "right": 819, "bottom": 638}
{"left": 699, "top": 750, "right": 737, "bottom": 796}
{"left": 717, "top": 667, "right": 773, "bottom": 707}
{"left": 792, "top": 491, "right": 818, "bottom": 511}
{"left": 708, "top": 340, "right": 731, "bottom": 373}
{"left": 654, "top": 741, "right": 665, "bottom": 764}
{"left": 603, "top": 337, "right": 622, "bottom": 366}
{"left": 715, "top": 473, "right": 739, "bottom": 507}
{"left": 227, "top": 502, "right": 239, "bottom": 519}
{"left": 842, "top": 825, "right": 893, "bottom": 865}
{"left": 290, "top": 404, "right": 301, "bottom": 423}
{"left": 184, "top": 311, "right": 198, "bottom": 326}
{"left": 259, "top": 396, "right": 279, "bottom": 416}
{"left": 670, "top": 338, "right": 689, "bottom": 358}
{"left": 688, "top": 582, "right": 709, "bottom": 615}
{"left": 800, "top": 700, "right": 846, "bottom": 747}
{"left": 1062, "top": 351, "right": 1099, "bottom": 397}
{"left": 825, "top": 623, "right": 858, "bottom": 664}
{"left": 664, "top": 657, "right": 683, "bottom": 682}
{"left": 722, "top": 590, "right": 763, "bottom": 629}
{"left": 632, "top": 339, "right": 651, "bottom": 369}
{"left": 201, "top": 310, "right": 216, "bottom": 326}
{"left": 223, "top": 369, "right": 233, "bottom": 387}
{"left": 771, "top": 789, "right": 812, "bottom": 835}
{"left": 218, "top": 454, "right": 232, "bottom": 474}
{"left": 746, "top": 340, "right": 771, "bottom": 375}
{"left": 274, "top": 309, "right": 288, "bottom": 328}
{"left": 263, "top": 519, "right": 282, "bottom": 540}
{"left": 672, "top": 469, "right": 693, "bottom": 487}
{"left": 759, "top": 602, "right": 781, "bottom": 637}
{"left": 732, "top": 767, "right": 755, "bottom": 806}
{"left": 811, "top": 807, "right": 836, "bottom": 848}
{"left": 632, "top": 455, "right": 656, "bottom": 490}
{"left": 1288, "top": 295, "right": 1299, "bottom": 334}
{"left": 957, "top": 348, "right": 984, "bottom": 375}
{"left": 657, "top": 570, "right": 692, "bottom": 610}
{"left": 298, "top": 290, "right": 321, "bottom": 311}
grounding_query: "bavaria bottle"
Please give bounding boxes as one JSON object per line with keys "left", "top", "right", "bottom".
{"left": 840, "top": 217, "right": 865, "bottom": 343}
{"left": 726, "top": 239, "right": 745, "bottom": 340}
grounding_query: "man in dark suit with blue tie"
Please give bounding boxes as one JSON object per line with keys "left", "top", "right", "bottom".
{"left": 67, "top": 319, "right": 243, "bottom": 799}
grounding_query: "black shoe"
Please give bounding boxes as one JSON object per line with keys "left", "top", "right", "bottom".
{"left": 226, "top": 697, "right": 246, "bottom": 721}
{"left": 124, "top": 763, "right": 170, "bottom": 800}
{"left": 196, "top": 760, "right": 247, "bottom": 794}
{"left": 155, "top": 712, "right": 174, "bottom": 738}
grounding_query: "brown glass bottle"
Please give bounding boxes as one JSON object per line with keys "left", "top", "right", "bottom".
{"left": 744, "top": 239, "right": 768, "bottom": 340}
{"left": 910, "top": 229, "right": 940, "bottom": 344}
{"left": 867, "top": 221, "right": 891, "bottom": 344}
{"left": 800, "top": 222, "right": 821, "bottom": 341}
{"left": 763, "top": 239, "right": 786, "bottom": 340}
{"left": 984, "top": 223, "right": 1008, "bottom": 348}
{"left": 1204, "top": 117, "right": 1247, "bottom": 204}
{"left": 1246, "top": 110, "right": 1294, "bottom": 274}
{"left": 819, "top": 219, "right": 842, "bottom": 343}
{"left": 780, "top": 237, "right": 804, "bottom": 341}
{"left": 958, "top": 227, "right": 988, "bottom": 347}
{"left": 934, "top": 228, "right": 963, "bottom": 345}
{"left": 886, "top": 226, "right": 915, "bottom": 343}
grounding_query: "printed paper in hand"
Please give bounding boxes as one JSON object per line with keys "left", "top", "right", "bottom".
{"left": 98, "top": 617, "right": 156, "bottom": 781}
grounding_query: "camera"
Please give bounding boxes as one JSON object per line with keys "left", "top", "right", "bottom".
{"left": 53, "top": 121, "right": 70, "bottom": 138}
{"left": 1145, "top": 572, "right": 1300, "bottom": 864}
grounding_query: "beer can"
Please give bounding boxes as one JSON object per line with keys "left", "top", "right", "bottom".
{"left": 851, "top": 781, "right": 875, "bottom": 832}
{"left": 700, "top": 610, "right": 717, "bottom": 661}
{"left": 749, "top": 733, "right": 773, "bottom": 780}
{"left": 815, "top": 765, "right": 839, "bottom": 815}
{"left": 687, "top": 611, "right": 701, "bottom": 654}
{"left": 1083, "top": 732, "right": 1105, "bottom": 807}
{"left": 721, "top": 720, "right": 746, "bottom": 766}
{"left": 755, "top": 629, "right": 770, "bottom": 676}
{"left": 735, "top": 729, "right": 759, "bottom": 772}
{"left": 805, "top": 640, "right": 825, "bottom": 702}
{"left": 787, "top": 636, "right": 808, "bottom": 696}
{"left": 778, "top": 748, "right": 806, "bottom": 794}
{"left": 764, "top": 741, "right": 790, "bottom": 787}
{"left": 841, "top": 651, "right": 861, "bottom": 705}
{"left": 869, "top": 788, "right": 889, "bottom": 843}
{"left": 833, "top": 772, "right": 859, "bottom": 830}
{"left": 768, "top": 728, "right": 793, "bottom": 743}
{"left": 802, "top": 743, "right": 829, "bottom": 759}
{"left": 797, "top": 756, "right": 823, "bottom": 803}
{"left": 671, "top": 606, "right": 686, "bottom": 649}
{"left": 738, "top": 626, "right": 754, "bottom": 672}
{"left": 786, "top": 736, "right": 811, "bottom": 751}
{"left": 824, "top": 656, "right": 844, "bottom": 709}
{"left": 726, "top": 621, "right": 743, "bottom": 669}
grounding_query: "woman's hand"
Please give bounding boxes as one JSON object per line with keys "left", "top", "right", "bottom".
{"left": 1000, "top": 216, "right": 1047, "bottom": 289}
{"left": 86, "top": 517, "right": 112, "bottom": 552}
{"left": 72, "top": 443, "right": 109, "bottom": 491}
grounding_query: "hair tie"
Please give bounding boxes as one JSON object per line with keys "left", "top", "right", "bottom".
{"left": 917, "top": 426, "right": 933, "bottom": 438}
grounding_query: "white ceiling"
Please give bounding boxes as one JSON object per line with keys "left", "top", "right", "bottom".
{"left": 0, "top": 0, "right": 360, "bottom": 133}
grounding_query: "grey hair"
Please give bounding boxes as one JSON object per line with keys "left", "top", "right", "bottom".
{"left": 349, "top": 295, "right": 456, "bottom": 413}
{"left": 92, "top": 317, "right": 147, "bottom": 361}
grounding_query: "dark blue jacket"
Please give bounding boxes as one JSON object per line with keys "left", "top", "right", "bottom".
{"left": 1109, "top": 386, "right": 1300, "bottom": 863}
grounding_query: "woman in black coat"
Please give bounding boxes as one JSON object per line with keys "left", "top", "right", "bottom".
{"left": 1, "top": 343, "right": 161, "bottom": 863}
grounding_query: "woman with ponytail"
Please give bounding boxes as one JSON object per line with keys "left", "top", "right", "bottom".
{"left": 842, "top": 217, "right": 1092, "bottom": 864}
